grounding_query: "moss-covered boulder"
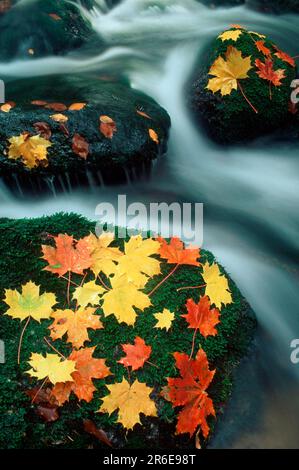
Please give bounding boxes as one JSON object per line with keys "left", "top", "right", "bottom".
{"left": 190, "top": 27, "right": 297, "bottom": 143}
{"left": 0, "top": 0, "right": 94, "bottom": 61}
{"left": 0, "top": 75, "right": 170, "bottom": 194}
{"left": 0, "top": 213, "right": 256, "bottom": 449}
{"left": 248, "top": 0, "right": 299, "bottom": 13}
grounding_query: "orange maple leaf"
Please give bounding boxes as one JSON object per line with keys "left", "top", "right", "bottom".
{"left": 158, "top": 237, "right": 201, "bottom": 266}
{"left": 118, "top": 336, "right": 152, "bottom": 371}
{"left": 255, "top": 40, "right": 271, "bottom": 57}
{"left": 52, "top": 347, "right": 111, "bottom": 405}
{"left": 163, "top": 349, "right": 216, "bottom": 438}
{"left": 255, "top": 58, "right": 286, "bottom": 86}
{"left": 42, "top": 234, "right": 92, "bottom": 276}
{"left": 72, "top": 133, "right": 89, "bottom": 160}
{"left": 273, "top": 45, "right": 295, "bottom": 67}
{"left": 182, "top": 296, "right": 220, "bottom": 338}
{"left": 99, "top": 115, "right": 117, "bottom": 139}
{"left": 49, "top": 307, "right": 103, "bottom": 349}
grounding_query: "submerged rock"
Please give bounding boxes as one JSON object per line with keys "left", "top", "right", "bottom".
{"left": 190, "top": 27, "right": 297, "bottom": 143}
{"left": 0, "top": 75, "right": 170, "bottom": 194}
{"left": 0, "top": 0, "right": 94, "bottom": 61}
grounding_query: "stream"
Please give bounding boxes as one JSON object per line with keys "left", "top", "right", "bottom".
{"left": 1, "top": 0, "right": 299, "bottom": 448}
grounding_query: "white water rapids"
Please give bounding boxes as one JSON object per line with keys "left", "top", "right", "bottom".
{"left": 1, "top": 0, "right": 299, "bottom": 447}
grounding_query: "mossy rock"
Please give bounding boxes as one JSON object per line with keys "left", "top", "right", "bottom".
{"left": 0, "top": 75, "right": 170, "bottom": 194}
{"left": 190, "top": 27, "right": 297, "bottom": 143}
{"left": 248, "top": 0, "right": 299, "bottom": 13}
{"left": 0, "top": 0, "right": 94, "bottom": 62}
{"left": 0, "top": 213, "right": 256, "bottom": 449}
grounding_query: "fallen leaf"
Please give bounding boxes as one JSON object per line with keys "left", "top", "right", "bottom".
{"left": 28, "top": 49, "right": 35, "bottom": 55}
{"left": 45, "top": 103, "right": 67, "bottom": 112}
{"left": 149, "top": 128, "right": 159, "bottom": 144}
{"left": 118, "top": 337, "right": 152, "bottom": 371}
{"left": 8, "top": 134, "right": 52, "bottom": 169}
{"left": 49, "top": 13, "right": 62, "bottom": 21}
{"left": 50, "top": 113, "right": 68, "bottom": 123}
{"left": 218, "top": 29, "right": 242, "bottom": 42}
{"left": 154, "top": 309, "right": 175, "bottom": 331}
{"left": 163, "top": 349, "right": 215, "bottom": 438}
{"left": 99, "top": 115, "right": 117, "bottom": 139}
{"left": 83, "top": 419, "right": 112, "bottom": 447}
{"left": 3, "top": 281, "right": 57, "bottom": 322}
{"left": 98, "top": 378, "right": 157, "bottom": 430}
{"left": 59, "top": 122, "right": 70, "bottom": 137}
{"left": 136, "top": 109, "right": 151, "bottom": 119}
{"left": 69, "top": 102, "right": 86, "bottom": 111}
{"left": 52, "top": 347, "right": 111, "bottom": 404}
{"left": 207, "top": 46, "right": 252, "bottom": 96}
{"left": 72, "top": 133, "right": 89, "bottom": 160}
{"left": 72, "top": 280, "right": 105, "bottom": 308}
{"left": 27, "top": 353, "right": 76, "bottom": 385}
{"left": 1, "top": 103, "right": 14, "bottom": 113}
{"left": 255, "top": 40, "right": 271, "bottom": 57}
{"left": 33, "top": 122, "right": 52, "bottom": 140}
{"left": 49, "top": 307, "right": 103, "bottom": 349}
{"left": 42, "top": 233, "right": 92, "bottom": 276}
{"left": 255, "top": 58, "right": 286, "bottom": 86}
{"left": 182, "top": 296, "right": 220, "bottom": 338}
{"left": 248, "top": 31, "right": 266, "bottom": 39}
{"left": 79, "top": 232, "right": 123, "bottom": 277}
{"left": 201, "top": 262, "right": 232, "bottom": 309}
{"left": 31, "top": 100, "right": 48, "bottom": 106}
{"left": 273, "top": 45, "right": 295, "bottom": 67}
{"left": 158, "top": 237, "right": 200, "bottom": 267}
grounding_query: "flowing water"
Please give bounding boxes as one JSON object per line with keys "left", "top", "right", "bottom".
{"left": 1, "top": 0, "right": 299, "bottom": 447}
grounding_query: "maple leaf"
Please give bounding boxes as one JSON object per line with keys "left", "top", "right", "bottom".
{"left": 8, "top": 134, "right": 52, "bottom": 169}
{"left": 149, "top": 129, "right": 159, "bottom": 144}
{"left": 118, "top": 337, "right": 152, "bottom": 371}
{"left": 98, "top": 378, "right": 157, "bottom": 430}
{"left": 201, "top": 262, "right": 232, "bottom": 309}
{"left": 42, "top": 233, "right": 92, "bottom": 276}
{"left": 182, "top": 296, "right": 220, "bottom": 338}
{"left": 273, "top": 45, "right": 295, "bottom": 67}
{"left": 27, "top": 353, "right": 76, "bottom": 385}
{"left": 72, "top": 280, "right": 105, "bottom": 308}
{"left": 26, "top": 386, "right": 59, "bottom": 422}
{"left": 158, "top": 237, "right": 200, "bottom": 266}
{"left": 112, "top": 235, "right": 161, "bottom": 289}
{"left": 218, "top": 29, "right": 242, "bottom": 42}
{"left": 102, "top": 274, "right": 151, "bottom": 325}
{"left": 255, "top": 58, "right": 286, "bottom": 86}
{"left": 72, "top": 133, "right": 89, "bottom": 160}
{"left": 255, "top": 40, "right": 271, "bottom": 57}
{"left": 3, "top": 281, "right": 57, "bottom": 322}
{"left": 207, "top": 46, "right": 252, "bottom": 96}
{"left": 69, "top": 102, "right": 87, "bottom": 111}
{"left": 163, "top": 349, "right": 215, "bottom": 438}
{"left": 99, "top": 115, "right": 117, "bottom": 139}
{"left": 49, "top": 307, "right": 103, "bottom": 349}
{"left": 83, "top": 419, "right": 112, "bottom": 447}
{"left": 51, "top": 347, "right": 111, "bottom": 405}
{"left": 79, "top": 232, "right": 123, "bottom": 277}
{"left": 154, "top": 309, "right": 175, "bottom": 331}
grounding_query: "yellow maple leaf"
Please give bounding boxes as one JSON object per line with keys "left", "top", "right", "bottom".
{"left": 50, "top": 113, "right": 68, "bottom": 122}
{"left": 207, "top": 46, "right": 252, "bottom": 96}
{"left": 102, "top": 274, "right": 151, "bottom": 325}
{"left": 72, "top": 280, "right": 105, "bottom": 308}
{"left": 49, "top": 307, "right": 103, "bottom": 349}
{"left": 113, "top": 235, "right": 161, "bottom": 288}
{"left": 8, "top": 134, "right": 52, "bottom": 169}
{"left": 154, "top": 309, "right": 175, "bottom": 331}
{"left": 79, "top": 232, "right": 123, "bottom": 277}
{"left": 98, "top": 378, "right": 157, "bottom": 430}
{"left": 27, "top": 353, "right": 76, "bottom": 384}
{"left": 248, "top": 31, "right": 266, "bottom": 39}
{"left": 218, "top": 29, "right": 242, "bottom": 42}
{"left": 3, "top": 281, "right": 57, "bottom": 322}
{"left": 201, "top": 262, "right": 232, "bottom": 309}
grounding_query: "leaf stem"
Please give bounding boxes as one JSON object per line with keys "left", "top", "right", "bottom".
{"left": 18, "top": 316, "right": 31, "bottom": 364}
{"left": 149, "top": 264, "right": 179, "bottom": 297}
{"left": 146, "top": 360, "right": 159, "bottom": 369}
{"left": 66, "top": 271, "right": 71, "bottom": 306}
{"left": 43, "top": 337, "right": 67, "bottom": 360}
{"left": 177, "top": 284, "right": 206, "bottom": 292}
{"left": 189, "top": 328, "right": 198, "bottom": 361}
{"left": 31, "top": 377, "right": 48, "bottom": 404}
{"left": 97, "top": 274, "right": 111, "bottom": 291}
{"left": 238, "top": 81, "right": 258, "bottom": 114}
{"left": 61, "top": 275, "right": 79, "bottom": 287}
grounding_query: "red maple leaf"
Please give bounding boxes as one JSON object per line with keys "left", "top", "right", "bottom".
{"left": 255, "top": 58, "right": 286, "bottom": 86}
{"left": 163, "top": 349, "right": 216, "bottom": 438}
{"left": 158, "top": 237, "right": 201, "bottom": 266}
{"left": 255, "top": 40, "right": 271, "bottom": 57}
{"left": 274, "top": 45, "right": 295, "bottom": 67}
{"left": 182, "top": 296, "right": 220, "bottom": 338}
{"left": 118, "top": 336, "right": 152, "bottom": 371}
{"left": 72, "top": 133, "right": 89, "bottom": 160}
{"left": 42, "top": 233, "right": 92, "bottom": 276}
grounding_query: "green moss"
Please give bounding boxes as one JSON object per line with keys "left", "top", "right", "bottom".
{"left": 0, "top": 213, "right": 256, "bottom": 448}
{"left": 191, "top": 28, "right": 296, "bottom": 143}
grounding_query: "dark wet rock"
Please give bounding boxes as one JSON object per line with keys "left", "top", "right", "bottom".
{"left": 0, "top": 0, "right": 94, "bottom": 61}
{"left": 0, "top": 74, "right": 170, "bottom": 194}
{"left": 198, "top": 0, "right": 245, "bottom": 7}
{"left": 248, "top": 0, "right": 299, "bottom": 14}
{"left": 189, "top": 27, "right": 297, "bottom": 144}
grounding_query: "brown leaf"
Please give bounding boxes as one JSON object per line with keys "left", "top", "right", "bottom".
{"left": 288, "top": 100, "right": 298, "bottom": 115}
{"left": 72, "top": 133, "right": 89, "bottom": 159}
{"left": 69, "top": 103, "right": 87, "bottom": 111}
{"left": 49, "top": 13, "right": 62, "bottom": 21}
{"left": 99, "top": 115, "right": 117, "bottom": 139}
{"left": 26, "top": 387, "right": 59, "bottom": 423}
{"left": 36, "top": 405, "right": 59, "bottom": 422}
{"left": 149, "top": 128, "right": 159, "bottom": 144}
{"left": 33, "top": 122, "right": 52, "bottom": 140}
{"left": 45, "top": 103, "right": 67, "bottom": 112}
{"left": 83, "top": 419, "right": 113, "bottom": 447}
{"left": 31, "top": 100, "right": 48, "bottom": 107}
{"left": 136, "top": 109, "right": 151, "bottom": 119}
{"left": 60, "top": 123, "right": 70, "bottom": 136}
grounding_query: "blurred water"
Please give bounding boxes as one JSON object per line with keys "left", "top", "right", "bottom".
{"left": 1, "top": 0, "right": 299, "bottom": 448}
